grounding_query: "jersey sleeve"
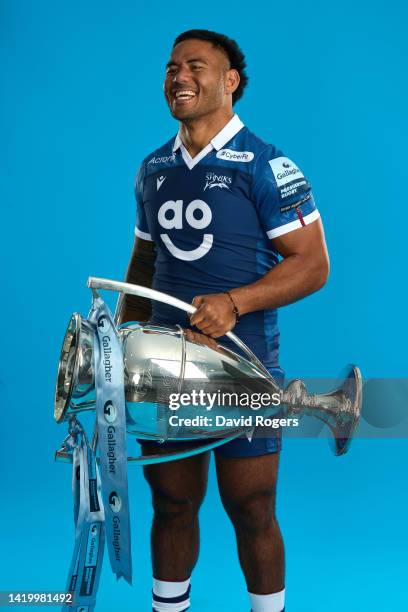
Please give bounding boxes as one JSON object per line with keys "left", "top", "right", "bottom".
{"left": 252, "top": 148, "right": 320, "bottom": 239}
{"left": 134, "top": 163, "right": 153, "bottom": 241}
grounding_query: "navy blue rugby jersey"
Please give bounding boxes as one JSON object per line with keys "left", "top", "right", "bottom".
{"left": 134, "top": 114, "right": 320, "bottom": 368}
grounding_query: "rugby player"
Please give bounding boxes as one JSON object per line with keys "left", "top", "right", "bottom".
{"left": 117, "top": 29, "right": 329, "bottom": 612}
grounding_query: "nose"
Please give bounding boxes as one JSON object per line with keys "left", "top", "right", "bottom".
{"left": 172, "top": 64, "right": 192, "bottom": 84}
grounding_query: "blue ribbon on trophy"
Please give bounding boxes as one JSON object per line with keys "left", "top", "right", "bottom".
{"left": 61, "top": 419, "right": 105, "bottom": 612}
{"left": 58, "top": 291, "right": 132, "bottom": 610}
{"left": 54, "top": 277, "right": 363, "bottom": 610}
{"left": 87, "top": 292, "right": 133, "bottom": 584}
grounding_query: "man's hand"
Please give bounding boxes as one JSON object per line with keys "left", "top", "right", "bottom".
{"left": 189, "top": 293, "right": 237, "bottom": 338}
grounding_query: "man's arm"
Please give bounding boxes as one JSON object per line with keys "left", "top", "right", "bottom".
{"left": 115, "top": 237, "right": 157, "bottom": 325}
{"left": 189, "top": 219, "right": 329, "bottom": 337}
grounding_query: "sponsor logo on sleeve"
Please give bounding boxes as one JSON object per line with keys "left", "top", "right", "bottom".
{"left": 216, "top": 149, "right": 254, "bottom": 162}
{"left": 268, "top": 156, "right": 310, "bottom": 200}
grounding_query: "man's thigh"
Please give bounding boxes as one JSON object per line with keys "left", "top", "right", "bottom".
{"left": 141, "top": 444, "right": 211, "bottom": 506}
{"left": 215, "top": 451, "right": 280, "bottom": 518}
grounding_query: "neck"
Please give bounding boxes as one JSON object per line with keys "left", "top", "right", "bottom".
{"left": 179, "top": 108, "right": 234, "bottom": 157}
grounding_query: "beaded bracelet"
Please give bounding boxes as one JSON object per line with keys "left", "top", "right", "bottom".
{"left": 224, "top": 290, "right": 240, "bottom": 323}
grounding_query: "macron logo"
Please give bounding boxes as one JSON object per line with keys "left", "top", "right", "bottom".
{"left": 157, "top": 176, "right": 166, "bottom": 191}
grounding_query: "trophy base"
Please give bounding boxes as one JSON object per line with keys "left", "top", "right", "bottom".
{"left": 331, "top": 366, "right": 362, "bottom": 456}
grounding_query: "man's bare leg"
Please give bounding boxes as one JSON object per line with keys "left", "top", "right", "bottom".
{"left": 215, "top": 452, "right": 285, "bottom": 595}
{"left": 142, "top": 447, "right": 210, "bottom": 580}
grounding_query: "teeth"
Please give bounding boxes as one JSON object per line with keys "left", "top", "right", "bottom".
{"left": 175, "top": 90, "right": 196, "bottom": 99}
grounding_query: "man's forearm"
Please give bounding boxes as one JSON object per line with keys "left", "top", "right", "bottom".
{"left": 230, "top": 219, "right": 330, "bottom": 316}
{"left": 230, "top": 250, "right": 329, "bottom": 316}
{"left": 116, "top": 238, "right": 156, "bottom": 325}
{"left": 189, "top": 220, "right": 330, "bottom": 338}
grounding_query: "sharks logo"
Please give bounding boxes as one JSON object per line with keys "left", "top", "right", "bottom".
{"left": 204, "top": 172, "right": 232, "bottom": 191}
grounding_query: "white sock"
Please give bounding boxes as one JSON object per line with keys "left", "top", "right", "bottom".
{"left": 152, "top": 578, "right": 191, "bottom": 612}
{"left": 249, "top": 588, "right": 285, "bottom": 612}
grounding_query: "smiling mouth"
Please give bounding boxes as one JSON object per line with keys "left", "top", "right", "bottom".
{"left": 172, "top": 90, "right": 198, "bottom": 105}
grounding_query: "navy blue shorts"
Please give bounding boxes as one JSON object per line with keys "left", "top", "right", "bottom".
{"left": 140, "top": 366, "right": 285, "bottom": 459}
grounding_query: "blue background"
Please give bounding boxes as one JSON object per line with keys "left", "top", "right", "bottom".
{"left": 2, "top": 1, "right": 407, "bottom": 610}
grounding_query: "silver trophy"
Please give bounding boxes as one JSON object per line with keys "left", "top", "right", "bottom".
{"left": 54, "top": 277, "right": 362, "bottom": 461}
{"left": 54, "top": 278, "right": 363, "bottom": 609}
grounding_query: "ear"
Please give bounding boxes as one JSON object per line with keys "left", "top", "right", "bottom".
{"left": 225, "top": 68, "right": 240, "bottom": 96}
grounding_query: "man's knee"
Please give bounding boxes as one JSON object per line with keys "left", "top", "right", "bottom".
{"left": 223, "top": 489, "right": 277, "bottom": 534}
{"left": 151, "top": 486, "right": 203, "bottom": 527}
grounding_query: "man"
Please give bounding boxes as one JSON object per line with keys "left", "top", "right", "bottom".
{"left": 117, "top": 30, "right": 329, "bottom": 612}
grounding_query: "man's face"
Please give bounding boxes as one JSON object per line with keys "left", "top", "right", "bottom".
{"left": 164, "top": 39, "right": 234, "bottom": 121}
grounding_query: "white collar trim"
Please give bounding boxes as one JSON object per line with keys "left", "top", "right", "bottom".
{"left": 172, "top": 114, "right": 244, "bottom": 170}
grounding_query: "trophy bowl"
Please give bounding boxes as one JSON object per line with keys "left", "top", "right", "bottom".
{"left": 54, "top": 313, "right": 280, "bottom": 442}
{"left": 54, "top": 278, "right": 363, "bottom": 458}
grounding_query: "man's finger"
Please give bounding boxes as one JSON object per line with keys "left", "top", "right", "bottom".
{"left": 205, "top": 322, "right": 235, "bottom": 338}
{"left": 194, "top": 317, "right": 215, "bottom": 333}
{"left": 196, "top": 320, "right": 225, "bottom": 336}
{"left": 191, "top": 295, "right": 204, "bottom": 310}
{"left": 190, "top": 304, "right": 209, "bottom": 327}
{"left": 190, "top": 296, "right": 205, "bottom": 325}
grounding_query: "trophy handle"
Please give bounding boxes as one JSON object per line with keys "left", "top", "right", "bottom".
{"left": 55, "top": 433, "right": 243, "bottom": 465}
{"left": 87, "top": 276, "right": 273, "bottom": 380}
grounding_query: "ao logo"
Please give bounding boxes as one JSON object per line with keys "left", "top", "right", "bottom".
{"left": 158, "top": 199, "right": 213, "bottom": 261}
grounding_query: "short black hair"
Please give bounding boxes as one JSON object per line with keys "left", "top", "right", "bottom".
{"left": 173, "top": 29, "right": 248, "bottom": 105}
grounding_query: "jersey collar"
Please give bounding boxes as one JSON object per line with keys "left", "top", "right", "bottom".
{"left": 172, "top": 114, "right": 244, "bottom": 170}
